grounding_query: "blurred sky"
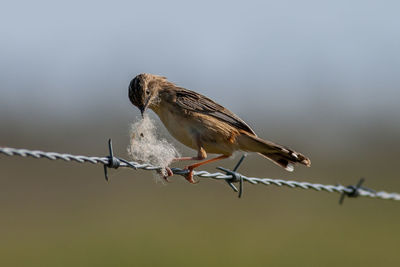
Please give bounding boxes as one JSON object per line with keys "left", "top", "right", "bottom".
{"left": 1, "top": 0, "right": 399, "bottom": 122}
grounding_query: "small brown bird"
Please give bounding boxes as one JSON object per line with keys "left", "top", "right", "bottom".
{"left": 129, "top": 73, "right": 311, "bottom": 183}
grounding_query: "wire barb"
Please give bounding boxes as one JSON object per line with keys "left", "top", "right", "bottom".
{"left": 217, "top": 154, "right": 246, "bottom": 198}
{"left": 1, "top": 143, "right": 400, "bottom": 203}
{"left": 339, "top": 178, "right": 376, "bottom": 205}
{"left": 103, "top": 139, "right": 121, "bottom": 181}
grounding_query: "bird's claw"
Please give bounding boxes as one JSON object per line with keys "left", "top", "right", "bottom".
{"left": 183, "top": 166, "right": 199, "bottom": 184}
{"left": 159, "top": 167, "right": 173, "bottom": 182}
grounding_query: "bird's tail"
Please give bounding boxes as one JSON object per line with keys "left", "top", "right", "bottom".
{"left": 237, "top": 132, "right": 311, "bottom": 172}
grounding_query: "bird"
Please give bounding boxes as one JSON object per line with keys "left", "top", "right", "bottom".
{"left": 128, "top": 73, "right": 311, "bottom": 183}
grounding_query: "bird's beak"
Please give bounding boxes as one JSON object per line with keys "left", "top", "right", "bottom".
{"left": 139, "top": 98, "right": 151, "bottom": 118}
{"left": 139, "top": 106, "right": 145, "bottom": 118}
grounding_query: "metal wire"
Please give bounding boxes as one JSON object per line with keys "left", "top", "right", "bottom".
{"left": 1, "top": 145, "right": 399, "bottom": 202}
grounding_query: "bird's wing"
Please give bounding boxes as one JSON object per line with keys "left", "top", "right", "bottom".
{"left": 175, "top": 88, "right": 256, "bottom": 135}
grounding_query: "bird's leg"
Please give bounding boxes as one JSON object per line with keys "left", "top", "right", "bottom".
{"left": 172, "top": 147, "right": 207, "bottom": 162}
{"left": 172, "top": 156, "right": 204, "bottom": 162}
{"left": 162, "top": 147, "right": 207, "bottom": 181}
{"left": 184, "top": 155, "right": 229, "bottom": 184}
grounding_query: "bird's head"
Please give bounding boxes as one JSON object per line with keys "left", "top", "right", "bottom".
{"left": 129, "top": 73, "right": 166, "bottom": 117}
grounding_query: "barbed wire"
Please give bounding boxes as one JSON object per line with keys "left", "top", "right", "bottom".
{"left": 1, "top": 140, "right": 399, "bottom": 203}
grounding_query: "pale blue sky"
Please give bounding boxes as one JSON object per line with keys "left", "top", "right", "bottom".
{"left": 1, "top": 0, "right": 399, "bottom": 122}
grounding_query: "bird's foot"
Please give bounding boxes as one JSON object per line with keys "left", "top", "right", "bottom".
{"left": 158, "top": 167, "right": 173, "bottom": 182}
{"left": 165, "top": 167, "right": 173, "bottom": 177}
{"left": 183, "top": 166, "right": 199, "bottom": 184}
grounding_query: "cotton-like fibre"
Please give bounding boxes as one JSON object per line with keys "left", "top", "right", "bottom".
{"left": 127, "top": 114, "right": 180, "bottom": 178}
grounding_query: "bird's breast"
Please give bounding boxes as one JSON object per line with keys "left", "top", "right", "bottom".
{"left": 152, "top": 102, "right": 240, "bottom": 155}
{"left": 153, "top": 104, "right": 196, "bottom": 149}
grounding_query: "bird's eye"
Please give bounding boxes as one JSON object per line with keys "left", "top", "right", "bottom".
{"left": 146, "top": 89, "right": 150, "bottom": 94}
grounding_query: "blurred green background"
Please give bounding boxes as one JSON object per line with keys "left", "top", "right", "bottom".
{"left": 1, "top": 0, "right": 400, "bottom": 266}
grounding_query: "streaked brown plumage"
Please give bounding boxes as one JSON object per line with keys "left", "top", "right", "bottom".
{"left": 129, "top": 73, "right": 311, "bottom": 183}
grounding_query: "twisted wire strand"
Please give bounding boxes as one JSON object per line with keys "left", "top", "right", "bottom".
{"left": 1, "top": 146, "right": 399, "bottom": 201}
